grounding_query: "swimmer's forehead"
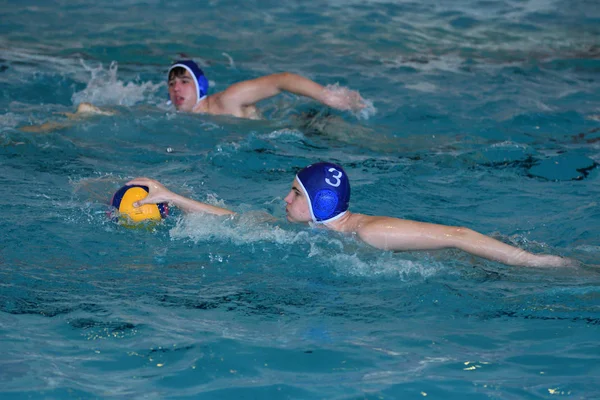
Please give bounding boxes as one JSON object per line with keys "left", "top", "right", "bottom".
{"left": 168, "top": 69, "right": 194, "bottom": 81}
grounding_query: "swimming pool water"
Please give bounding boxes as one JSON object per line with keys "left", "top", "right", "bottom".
{"left": 1, "top": 0, "right": 600, "bottom": 398}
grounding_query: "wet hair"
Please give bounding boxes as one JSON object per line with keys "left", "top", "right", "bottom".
{"left": 168, "top": 66, "right": 187, "bottom": 81}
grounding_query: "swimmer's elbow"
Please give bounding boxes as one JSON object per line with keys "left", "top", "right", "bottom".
{"left": 277, "top": 72, "right": 296, "bottom": 79}
{"left": 453, "top": 226, "right": 474, "bottom": 237}
{"left": 274, "top": 72, "right": 297, "bottom": 87}
{"left": 448, "top": 226, "right": 478, "bottom": 246}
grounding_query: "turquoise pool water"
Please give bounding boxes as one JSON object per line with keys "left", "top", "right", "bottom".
{"left": 1, "top": 0, "right": 600, "bottom": 398}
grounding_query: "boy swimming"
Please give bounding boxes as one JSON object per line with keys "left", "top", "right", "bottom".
{"left": 167, "top": 59, "right": 366, "bottom": 119}
{"left": 20, "top": 59, "right": 366, "bottom": 132}
{"left": 125, "top": 162, "right": 574, "bottom": 268}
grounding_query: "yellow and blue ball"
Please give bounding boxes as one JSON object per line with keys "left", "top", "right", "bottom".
{"left": 110, "top": 185, "right": 169, "bottom": 225}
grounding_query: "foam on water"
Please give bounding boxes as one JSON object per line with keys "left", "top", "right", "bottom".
{"left": 323, "top": 83, "right": 377, "bottom": 120}
{"left": 329, "top": 252, "right": 441, "bottom": 279}
{"left": 171, "top": 211, "right": 325, "bottom": 248}
{"left": 0, "top": 112, "right": 22, "bottom": 131}
{"left": 262, "top": 128, "right": 306, "bottom": 141}
{"left": 405, "top": 82, "right": 438, "bottom": 93}
{"left": 167, "top": 209, "right": 444, "bottom": 280}
{"left": 71, "top": 61, "right": 162, "bottom": 107}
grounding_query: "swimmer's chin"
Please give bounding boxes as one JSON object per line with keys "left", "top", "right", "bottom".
{"left": 285, "top": 214, "right": 310, "bottom": 225}
{"left": 174, "top": 106, "right": 192, "bottom": 113}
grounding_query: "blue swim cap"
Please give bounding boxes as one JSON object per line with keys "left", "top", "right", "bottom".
{"left": 168, "top": 60, "right": 209, "bottom": 102}
{"left": 296, "top": 162, "right": 351, "bottom": 223}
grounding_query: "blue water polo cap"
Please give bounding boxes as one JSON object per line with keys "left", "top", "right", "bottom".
{"left": 296, "top": 162, "right": 351, "bottom": 223}
{"left": 168, "top": 60, "right": 209, "bottom": 102}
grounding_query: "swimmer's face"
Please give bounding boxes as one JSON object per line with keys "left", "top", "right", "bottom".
{"left": 168, "top": 70, "right": 197, "bottom": 112}
{"left": 284, "top": 178, "right": 312, "bottom": 223}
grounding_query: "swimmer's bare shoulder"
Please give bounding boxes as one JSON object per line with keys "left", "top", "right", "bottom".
{"left": 194, "top": 92, "right": 262, "bottom": 120}
{"left": 19, "top": 102, "right": 115, "bottom": 133}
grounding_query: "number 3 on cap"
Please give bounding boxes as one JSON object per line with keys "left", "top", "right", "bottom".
{"left": 325, "top": 168, "right": 342, "bottom": 187}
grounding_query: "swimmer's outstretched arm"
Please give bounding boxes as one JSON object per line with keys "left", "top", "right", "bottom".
{"left": 19, "top": 102, "right": 115, "bottom": 133}
{"left": 348, "top": 215, "right": 574, "bottom": 267}
{"left": 216, "top": 72, "right": 365, "bottom": 111}
{"left": 125, "top": 177, "right": 235, "bottom": 216}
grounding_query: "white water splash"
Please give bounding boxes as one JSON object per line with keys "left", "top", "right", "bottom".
{"left": 222, "top": 52, "right": 236, "bottom": 69}
{"left": 328, "top": 252, "right": 441, "bottom": 279}
{"left": 169, "top": 210, "right": 442, "bottom": 279}
{"left": 72, "top": 61, "right": 162, "bottom": 107}
{"left": 324, "top": 83, "right": 377, "bottom": 120}
{"left": 169, "top": 210, "right": 312, "bottom": 247}
{"left": 405, "top": 82, "right": 438, "bottom": 93}
{"left": 262, "top": 128, "right": 305, "bottom": 141}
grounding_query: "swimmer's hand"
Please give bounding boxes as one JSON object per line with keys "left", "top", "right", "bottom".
{"left": 63, "top": 102, "right": 115, "bottom": 118}
{"left": 527, "top": 255, "right": 579, "bottom": 268}
{"left": 322, "top": 85, "right": 366, "bottom": 112}
{"left": 20, "top": 102, "right": 115, "bottom": 133}
{"left": 125, "top": 177, "right": 174, "bottom": 207}
{"left": 125, "top": 177, "right": 235, "bottom": 216}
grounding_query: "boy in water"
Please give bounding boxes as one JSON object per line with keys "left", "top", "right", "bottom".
{"left": 167, "top": 60, "right": 365, "bottom": 119}
{"left": 125, "top": 162, "right": 574, "bottom": 268}
{"left": 21, "top": 59, "right": 365, "bottom": 133}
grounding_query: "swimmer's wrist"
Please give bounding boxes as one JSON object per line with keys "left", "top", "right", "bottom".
{"left": 167, "top": 192, "right": 187, "bottom": 207}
